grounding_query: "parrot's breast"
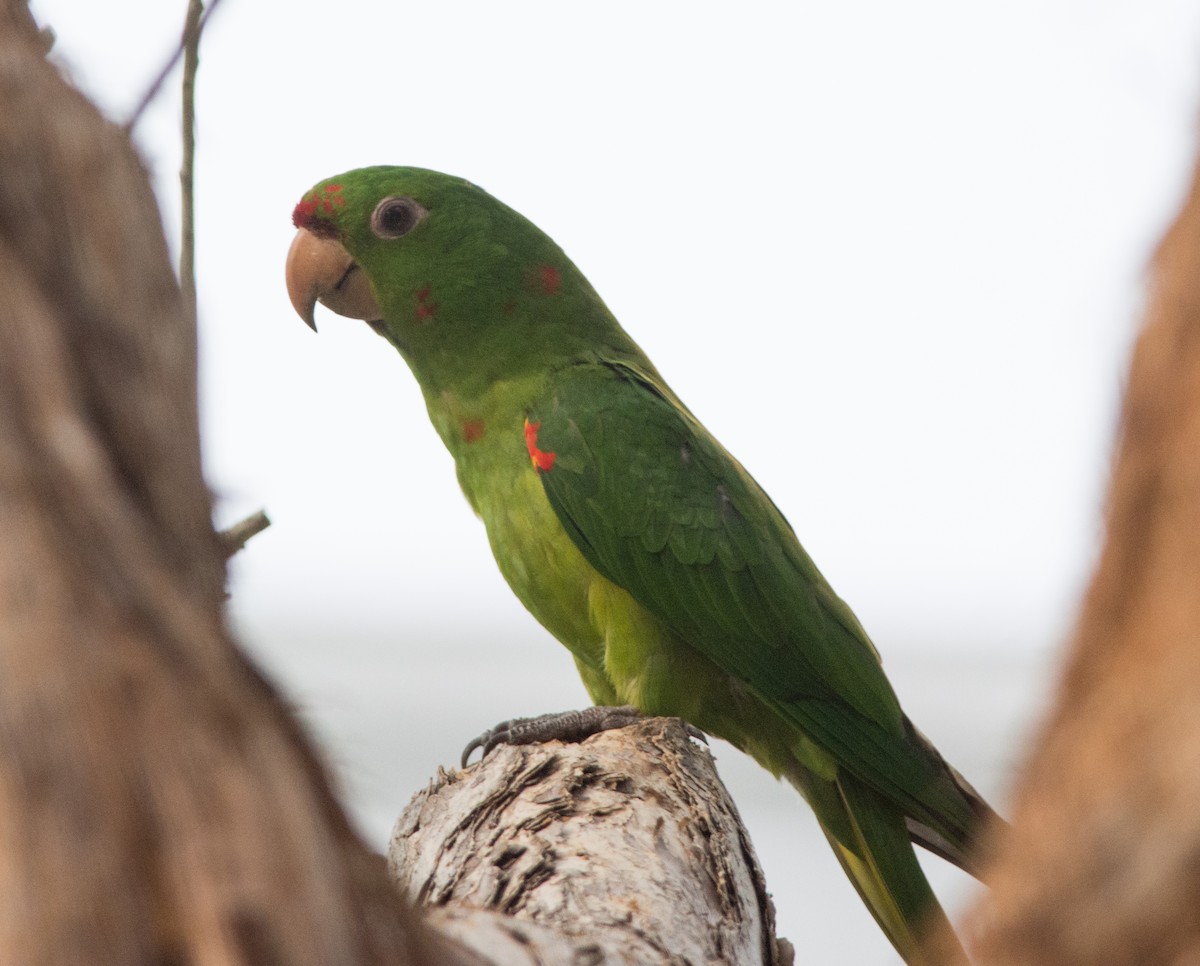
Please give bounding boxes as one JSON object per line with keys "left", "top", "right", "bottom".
{"left": 428, "top": 383, "right": 613, "bottom": 691}
{"left": 480, "top": 462, "right": 604, "bottom": 651}
{"left": 424, "top": 380, "right": 775, "bottom": 732}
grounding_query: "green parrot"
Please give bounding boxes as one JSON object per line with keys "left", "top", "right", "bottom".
{"left": 286, "top": 166, "right": 1000, "bottom": 963}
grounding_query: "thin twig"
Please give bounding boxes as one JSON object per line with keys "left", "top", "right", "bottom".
{"left": 219, "top": 510, "right": 272, "bottom": 559}
{"left": 124, "top": 0, "right": 224, "bottom": 132}
{"left": 179, "top": 0, "right": 204, "bottom": 322}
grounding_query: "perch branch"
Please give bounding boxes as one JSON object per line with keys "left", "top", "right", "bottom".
{"left": 389, "top": 717, "right": 792, "bottom": 966}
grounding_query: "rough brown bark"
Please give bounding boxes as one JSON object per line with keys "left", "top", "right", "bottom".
{"left": 0, "top": 5, "right": 473, "bottom": 964}
{"left": 964, "top": 150, "right": 1200, "bottom": 963}
{"left": 389, "top": 718, "right": 791, "bottom": 966}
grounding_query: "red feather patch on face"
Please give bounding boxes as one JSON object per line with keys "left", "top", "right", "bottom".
{"left": 292, "top": 197, "right": 319, "bottom": 229}
{"left": 462, "top": 419, "right": 486, "bottom": 443}
{"left": 523, "top": 264, "right": 561, "bottom": 296}
{"left": 293, "top": 185, "right": 347, "bottom": 234}
{"left": 538, "top": 265, "right": 561, "bottom": 295}
{"left": 319, "top": 183, "right": 346, "bottom": 214}
{"left": 523, "top": 419, "right": 556, "bottom": 472}
{"left": 415, "top": 284, "right": 438, "bottom": 320}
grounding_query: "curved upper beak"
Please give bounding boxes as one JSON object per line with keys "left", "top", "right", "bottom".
{"left": 285, "top": 229, "right": 383, "bottom": 331}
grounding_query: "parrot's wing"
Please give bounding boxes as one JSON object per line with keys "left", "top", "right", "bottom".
{"left": 530, "top": 361, "right": 976, "bottom": 837}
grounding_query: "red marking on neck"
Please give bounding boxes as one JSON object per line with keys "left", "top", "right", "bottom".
{"left": 539, "top": 265, "right": 561, "bottom": 295}
{"left": 524, "top": 419, "right": 556, "bottom": 472}
{"left": 462, "top": 419, "right": 485, "bottom": 443}
{"left": 417, "top": 303, "right": 437, "bottom": 319}
{"left": 417, "top": 286, "right": 431, "bottom": 302}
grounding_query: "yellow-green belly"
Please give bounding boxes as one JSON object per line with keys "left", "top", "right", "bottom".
{"left": 431, "top": 383, "right": 817, "bottom": 781}
{"left": 466, "top": 452, "right": 807, "bottom": 777}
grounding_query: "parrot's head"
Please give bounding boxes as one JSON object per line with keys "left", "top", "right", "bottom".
{"left": 286, "top": 166, "right": 621, "bottom": 396}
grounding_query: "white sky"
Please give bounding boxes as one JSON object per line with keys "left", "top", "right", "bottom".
{"left": 26, "top": 1, "right": 1200, "bottom": 960}
{"left": 31, "top": 1, "right": 1200, "bottom": 653}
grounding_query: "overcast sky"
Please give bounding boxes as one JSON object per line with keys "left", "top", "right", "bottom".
{"left": 28, "top": 1, "right": 1200, "bottom": 655}
{"left": 31, "top": 0, "right": 1200, "bottom": 660}
{"left": 26, "top": 1, "right": 1200, "bottom": 959}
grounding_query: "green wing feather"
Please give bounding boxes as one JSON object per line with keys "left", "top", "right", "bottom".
{"left": 530, "top": 360, "right": 981, "bottom": 848}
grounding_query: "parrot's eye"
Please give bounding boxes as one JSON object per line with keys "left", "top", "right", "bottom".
{"left": 371, "top": 196, "right": 426, "bottom": 239}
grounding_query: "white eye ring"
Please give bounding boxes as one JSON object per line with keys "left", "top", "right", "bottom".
{"left": 371, "top": 196, "right": 427, "bottom": 239}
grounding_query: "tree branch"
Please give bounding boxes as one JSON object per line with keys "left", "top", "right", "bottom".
{"left": 179, "top": 0, "right": 203, "bottom": 320}
{"left": 390, "top": 718, "right": 791, "bottom": 966}
{"left": 219, "top": 509, "right": 271, "bottom": 558}
{"left": 125, "top": 0, "right": 225, "bottom": 131}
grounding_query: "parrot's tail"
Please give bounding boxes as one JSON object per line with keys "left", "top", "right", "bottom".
{"left": 902, "top": 718, "right": 1008, "bottom": 881}
{"left": 793, "top": 768, "right": 970, "bottom": 966}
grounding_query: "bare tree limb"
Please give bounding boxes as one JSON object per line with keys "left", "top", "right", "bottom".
{"left": 179, "top": 0, "right": 204, "bottom": 320}
{"left": 219, "top": 509, "right": 271, "bottom": 558}
{"left": 125, "top": 0, "right": 225, "bottom": 131}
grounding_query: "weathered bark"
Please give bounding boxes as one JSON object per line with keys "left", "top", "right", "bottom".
{"left": 0, "top": 5, "right": 473, "bottom": 964}
{"left": 965, "top": 150, "right": 1200, "bottom": 962}
{"left": 389, "top": 718, "right": 791, "bottom": 966}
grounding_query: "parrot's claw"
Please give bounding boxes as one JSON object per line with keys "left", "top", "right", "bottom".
{"left": 461, "top": 706, "right": 707, "bottom": 767}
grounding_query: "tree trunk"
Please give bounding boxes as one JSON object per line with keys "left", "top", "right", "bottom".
{"left": 389, "top": 718, "right": 791, "bottom": 966}
{"left": 964, "top": 145, "right": 1200, "bottom": 964}
{"left": 0, "top": 5, "right": 472, "bottom": 964}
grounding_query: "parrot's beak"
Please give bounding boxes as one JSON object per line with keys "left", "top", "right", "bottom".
{"left": 285, "top": 228, "right": 383, "bottom": 332}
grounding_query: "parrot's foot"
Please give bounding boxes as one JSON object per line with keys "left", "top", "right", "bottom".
{"left": 461, "top": 706, "right": 706, "bottom": 766}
